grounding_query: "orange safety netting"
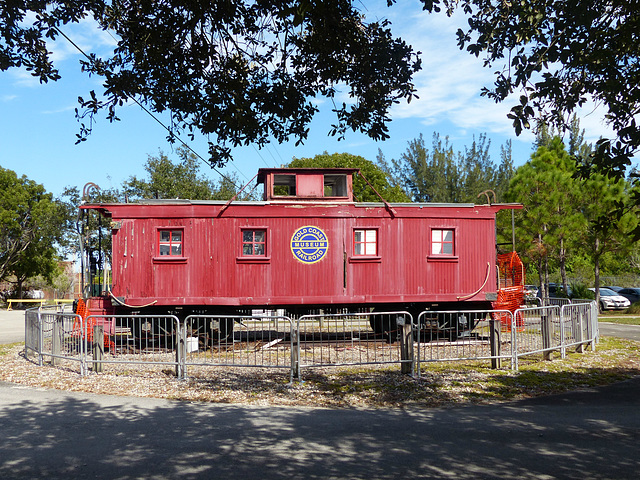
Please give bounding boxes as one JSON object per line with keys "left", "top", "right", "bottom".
{"left": 72, "top": 298, "right": 115, "bottom": 350}
{"left": 497, "top": 251, "right": 525, "bottom": 288}
{"left": 493, "top": 252, "right": 525, "bottom": 330}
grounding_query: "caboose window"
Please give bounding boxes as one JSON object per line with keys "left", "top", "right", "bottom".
{"left": 431, "top": 229, "right": 454, "bottom": 255}
{"left": 158, "top": 229, "right": 182, "bottom": 256}
{"left": 354, "top": 229, "right": 377, "bottom": 256}
{"left": 324, "top": 174, "right": 348, "bottom": 197}
{"left": 242, "top": 229, "right": 266, "bottom": 256}
{"left": 273, "top": 174, "right": 296, "bottom": 196}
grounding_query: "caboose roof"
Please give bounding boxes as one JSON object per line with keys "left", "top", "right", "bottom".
{"left": 256, "top": 167, "right": 359, "bottom": 202}
{"left": 256, "top": 167, "right": 359, "bottom": 184}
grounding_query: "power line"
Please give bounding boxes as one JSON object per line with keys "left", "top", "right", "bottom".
{"left": 252, "top": 144, "right": 273, "bottom": 168}
{"left": 54, "top": 26, "right": 248, "bottom": 188}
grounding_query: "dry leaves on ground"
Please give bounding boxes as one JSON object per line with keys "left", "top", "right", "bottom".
{"left": 1, "top": 337, "right": 639, "bottom": 409}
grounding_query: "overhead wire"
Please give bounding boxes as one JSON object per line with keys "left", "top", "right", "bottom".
{"left": 252, "top": 144, "right": 273, "bottom": 168}
{"left": 100, "top": 17, "right": 288, "bottom": 175}
{"left": 54, "top": 25, "right": 252, "bottom": 188}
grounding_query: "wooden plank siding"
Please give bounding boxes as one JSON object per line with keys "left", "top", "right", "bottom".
{"left": 88, "top": 201, "right": 517, "bottom": 310}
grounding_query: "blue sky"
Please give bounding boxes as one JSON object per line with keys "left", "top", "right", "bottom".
{"left": 0, "top": 2, "right": 617, "bottom": 197}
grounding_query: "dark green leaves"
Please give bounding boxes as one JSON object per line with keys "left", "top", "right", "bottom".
{"left": 2, "top": 1, "right": 421, "bottom": 168}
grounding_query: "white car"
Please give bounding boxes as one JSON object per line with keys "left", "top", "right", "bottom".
{"left": 589, "top": 288, "right": 631, "bottom": 312}
{"left": 524, "top": 285, "right": 539, "bottom": 299}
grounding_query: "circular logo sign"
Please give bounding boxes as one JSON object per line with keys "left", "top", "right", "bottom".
{"left": 291, "top": 226, "right": 329, "bottom": 264}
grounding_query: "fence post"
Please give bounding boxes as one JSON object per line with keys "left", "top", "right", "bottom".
{"left": 489, "top": 317, "right": 501, "bottom": 369}
{"left": 93, "top": 325, "right": 104, "bottom": 372}
{"left": 291, "top": 326, "right": 300, "bottom": 383}
{"left": 591, "top": 303, "right": 598, "bottom": 351}
{"left": 52, "top": 316, "right": 63, "bottom": 366}
{"left": 400, "top": 321, "right": 413, "bottom": 375}
{"left": 38, "top": 310, "right": 44, "bottom": 367}
{"left": 176, "top": 322, "right": 185, "bottom": 379}
{"left": 25, "top": 311, "right": 32, "bottom": 361}
{"left": 541, "top": 313, "right": 553, "bottom": 361}
{"left": 575, "top": 310, "right": 585, "bottom": 353}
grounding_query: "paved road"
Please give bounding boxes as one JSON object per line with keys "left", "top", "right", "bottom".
{"left": 1, "top": 377, "right": 640, "bottom": 480}
{"left": 0, "top": 309, "right": 26, "bottom": 345}
{"left": 598, "top": 321, "right": 640, "bottom": 341}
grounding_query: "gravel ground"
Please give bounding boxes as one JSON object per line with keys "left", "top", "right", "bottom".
{"left": 1, "top": 337, "right": 639, "bottom": 409}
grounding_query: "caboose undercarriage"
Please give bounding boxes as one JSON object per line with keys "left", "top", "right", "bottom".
{"left": 77, "top": 297, "right": 496, "bottom": 348}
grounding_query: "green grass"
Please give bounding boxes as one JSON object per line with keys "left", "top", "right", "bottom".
{"left": 599, "top": 315, "right": 640, "bottom": 325}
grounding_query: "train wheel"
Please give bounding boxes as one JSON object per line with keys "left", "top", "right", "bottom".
{"left": 208, "top": 317, "right": 235, "bottom": 344}
{"left": 219, "top": 317, "right": 234, "bottom": 343}
{"left": 369, "top": 313, "right": 399, "bottom": 342}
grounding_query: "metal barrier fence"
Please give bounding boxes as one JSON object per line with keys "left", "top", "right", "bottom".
{"left": 24, "top": 303, "right": 599, "bottom": 380}
{"left": 296, "top": 311, "right": 414, "bottom": 377}
{"left": 511, "top": 305, "right": 561, "bottom": 370}
{"left": 25, "top": 308, "right": 86, "bottom": 374}
{"left": 560, "top": 302, "right": 599, "bottom": 354}
{"left": 512, "top": 302, "right": 598, "bottom": 369}
{"left": 183, "top": 314, "right": 295, "bottom": 382}
{"left": 415, "top": 310, "right": 514, "bottom": 374}
{"left": 83, "top": 314, "right": 182, "bottom": 375}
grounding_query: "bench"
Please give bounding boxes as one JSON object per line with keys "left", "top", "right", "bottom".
{"left": 6, "top": 299, "right": 46, "bottom": 310}
{"left": 6, "top": 298, "right": 74, "bottom": 310}
{"left": 54, "top": 299, "right": 74, "bottom": 305}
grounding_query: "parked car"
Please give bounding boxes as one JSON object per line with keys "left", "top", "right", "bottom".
{"left": 603, "top": 286, "right": 624, "bottom": 293}
{"left": 524, "top": 285, "right": 539, "bottom": 299}
{"left": 589, "top": 288, "right": 631, "bottom": 312}
{"left": 617, "top": 287, "right": 640, "bottom": 304}
{"left": 538, "top": 283, "right": 572, "bottom": 299}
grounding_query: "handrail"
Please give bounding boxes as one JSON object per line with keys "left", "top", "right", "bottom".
{"left": 457, "top": 262, "right": 491, "bottom": 300}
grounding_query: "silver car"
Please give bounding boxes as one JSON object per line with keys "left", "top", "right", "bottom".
{"left": 589, "top": 288, "right": 631, "bottom": 312}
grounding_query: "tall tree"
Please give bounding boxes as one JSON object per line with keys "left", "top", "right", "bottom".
{"left": 580, "top": 173, "right": 638, "bottom": 304}
{"left": 427, "top": 0, "right": 640, "bottom": 180}
{"left": 493, "top": 140, "right": 514, "bottom": 203}
{"left": 123, "top": 146, "right": 240, "bottom": 200}
{"left": 506, "top": 138, "right": 583, "bottom": 298}
{"left": 458, "top": 133, "right": 494, "bottom": 203}
{"left": 0, "top": 167, "right": 65, "bottom": 294}
{"left": 380, "top": 133, "right": 513, "bottom": 203}
{"left": 379, "top": 133, "right": 460, "bottom": 203}
{"left": 4, "top": 1, "right": 637, "bottom": 177}
{"left": 1, "top": 1, "right": 420, "bottom": 166}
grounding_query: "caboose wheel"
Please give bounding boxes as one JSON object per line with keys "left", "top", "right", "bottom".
{"left": 207, "top": 317, "right": 235, "bottom": 344}
{"left": 219, "top": 317, "right": 234, "bottom": 343}
{"left": 369, "top": 314, "right": 400, "bottom": 342}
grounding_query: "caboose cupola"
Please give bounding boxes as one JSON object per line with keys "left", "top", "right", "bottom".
{"left": 257, "top": 168, "right": 357, "bottom": 202}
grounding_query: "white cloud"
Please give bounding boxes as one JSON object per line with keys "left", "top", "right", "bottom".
{"left": 49, "top": 17, "right": 118, "bottom": 64}
{"left": 41, "top": 104, "right": 78, "bottom": 115}
{"left": 366, "top": 3, "right": 617, "bottom": 149}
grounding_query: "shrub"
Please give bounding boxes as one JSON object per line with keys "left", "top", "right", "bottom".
{"left": 570, "top": 283, "right": 595, "bottom": 300}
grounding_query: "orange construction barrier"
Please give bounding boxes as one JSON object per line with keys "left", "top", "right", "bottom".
{"left": 72, "top": 298, "right": 115, "bottom": 350}
{"left": 493, "top": 252, "right": 525, "bottom": 330}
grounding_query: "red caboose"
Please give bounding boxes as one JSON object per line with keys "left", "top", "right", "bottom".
{"left": 79, "top": 168, "right": 521, "bottom": 337}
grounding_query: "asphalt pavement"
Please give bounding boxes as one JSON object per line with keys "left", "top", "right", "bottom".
{"left": 1, "top": 309, "right": 639, "bottom": 479}
{"left": 1, "top": 376, "right": 640, "bottom": 479}
{"left": 598, "top": 320, "right": 640, "bottom": 341}
{"left": 0, "top": 309, "right": 26, "bottom": 345}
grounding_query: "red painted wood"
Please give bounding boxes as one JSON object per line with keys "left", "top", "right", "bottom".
{"left": 84, "top": 199, "right": 520, "bottom": 310}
